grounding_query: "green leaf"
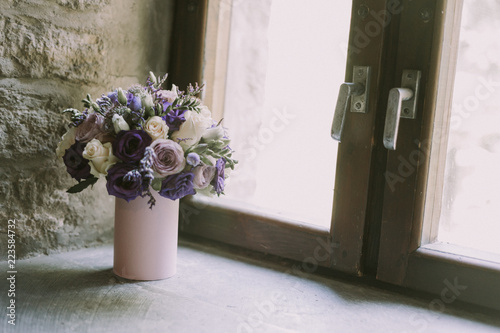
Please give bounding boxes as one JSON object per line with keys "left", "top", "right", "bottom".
{"left": 151, "top": 178, "right": 162, "bottom": 192}
{"left": 200, "top": 155, "right": 214, "bottom": 166}
{"left": 66, "top": 177, "right": 98, "bottom": 194}
{"left": 192, "top": 144, "right": 208, "bottom": 154}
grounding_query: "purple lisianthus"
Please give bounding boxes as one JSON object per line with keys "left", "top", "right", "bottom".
{"left": 163, "top": 109, "right": 186, "bottom": 132}
{"left": 211, "top": 158, "right": 225, "bottom": 195}
{"left": 106, "top": 163, "right": 143, "bottom": 201}
{"left": 107, "top": 91, "right": 119, "bottom": 105}
{"left": 63, "top": 141, "right": 92, "bottom": 181}
{"left": 159, "top": 172, "right": 196, "bottom": 200}
{"left": 113, "top": 130, "right": 152, "bottom": 163}
{"left": 127, "top": 93, "right": 142, "bottom": 111}
{"left": 186, "top": 152, "right": 200, "bottom": 167}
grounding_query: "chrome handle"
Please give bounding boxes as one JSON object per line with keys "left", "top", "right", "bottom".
{"left": 331, "top": 66, "right": 371, "bottom": 142}
{"left": 383, "top": 70, "right": 421, "bottom": 150}
{"left": 331, "top": 83, "right": 364, "bottom": 141}
{"left": 383, "top": 88, "right": 414, "bottom": 150}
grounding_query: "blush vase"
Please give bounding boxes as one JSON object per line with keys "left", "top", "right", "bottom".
{"left": 113, "top": 192, "right": 179, "bottom": 280}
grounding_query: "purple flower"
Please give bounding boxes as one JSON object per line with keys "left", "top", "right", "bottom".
{"left": 159, "top": 172, "right": 196, "bottom": 200}
{"left": 106, "top": 163, "right": 143, "bottom": 201}
{"left": 107, "top": 91, "right": 119, "bottom": 105}
{"left": 113, "top": 130, "right": 152, "bottom": 163}
{"left": 63, "top": 141, "right": 92, "bottom": 181}
{"left": 186, "top": 152, "right": 200, "bottom": 167}
{"left": 211, "top": 158, "right": 225, "bottom": 195}
{"left": 162, "top": 100, "right": 173, "bottom": 112}
{"left": 163, "top": 109, "right": 186, "bottom": 132}
{"left": 127, "top": 93, "right": 142, "bottom": 111}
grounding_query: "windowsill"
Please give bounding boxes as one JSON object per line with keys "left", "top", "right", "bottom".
{"left": 3, "top": 237, "right": 499, "bottom": 332}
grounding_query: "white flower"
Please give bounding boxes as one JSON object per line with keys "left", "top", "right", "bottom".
{"left": 157, "top": 85, "right": 178, "bottom": 103}
{"left": 142, "top": 93, "right": 154, "bottom": 109}
{"left": 112, "top": 114, "right": 130, "bottom": 133}
{"left": 144, "top": 116, "right": 169, "bottom": 140}
{"left": 82, "top": 139, "right": 119, "bottom": 177}
{"left": 171, "top": 107, "right": 213, "bottom": 148}
{"left": 56, "top": 127, "right": 76, "bottom": 158}
{"left": 202, "top": 125, "right": 225, "bottom": 141}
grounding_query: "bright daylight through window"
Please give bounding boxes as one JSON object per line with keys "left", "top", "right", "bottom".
{"left": 220, "top": 0, "right": 352, "bottom": 228}
{"left": 437, "top": 0, "right": 500, "bottom": 255}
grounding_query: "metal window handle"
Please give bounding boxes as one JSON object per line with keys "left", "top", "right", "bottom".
{"left": 383, "top": 70, "right": 421, "bottom": 150}
{"left": 331, "top": 66, "right": 371, "bottom": 142}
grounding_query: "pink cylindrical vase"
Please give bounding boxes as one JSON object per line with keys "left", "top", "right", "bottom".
{"left": 113, "top": 193, "right": 179, "bottom": 280}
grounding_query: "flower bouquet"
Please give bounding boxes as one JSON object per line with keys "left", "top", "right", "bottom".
{"left": 56, "top": 73, "right": 237, "bottom": 208}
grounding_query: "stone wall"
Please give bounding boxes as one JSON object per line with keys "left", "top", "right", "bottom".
{"left": 0, "top": 0, "right": 174, "bottom": 258}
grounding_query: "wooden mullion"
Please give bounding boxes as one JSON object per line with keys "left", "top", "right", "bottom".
{"left": 377, "top": 0, "right": 447, "bottom": 285}
{"left": 330, "top": 0, "right": 394, "bottom": 276}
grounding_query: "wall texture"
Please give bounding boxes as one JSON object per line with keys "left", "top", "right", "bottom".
{"left": 0, "top": 0, "right": 174, "bottom": 258}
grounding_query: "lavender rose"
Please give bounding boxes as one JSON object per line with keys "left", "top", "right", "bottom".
{"left": 113, "top": 130, "right": 152, "bottom": 163}
{"left": 75, "top": 113, "right": 111, "bottom": 143}
{"left": 150, "top": 139, "right": 186, "bottom": 177}
{"left": 211, "top": 158, "right": 225, "bottom": 195}
{"left": 63, "top": 141, "right": 92, "bottom": 181}
{"left": 106, "top": 163, "right": 143, "bottom": 201}
{"left": 192, "top": 164, "right": 216, "bottom": 189}
{"left": 159, "top": 172, "right": 196, "bottom": 200}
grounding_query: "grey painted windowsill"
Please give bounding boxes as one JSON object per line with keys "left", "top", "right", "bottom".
{"left": 2, "top": 238, "right": 499, "bottom": 333}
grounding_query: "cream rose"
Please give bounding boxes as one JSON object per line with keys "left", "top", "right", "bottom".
{"left": 82, "top": 139, "right": 119, "bottom": 177}
{"left": 56, "top": 127, "right": 76, "bottom": 158}
{"left": 171, "top": 107, "right": 213, "bottom": 148}
{"left": 144, "top": 116, "right": 169, "bottom": 140}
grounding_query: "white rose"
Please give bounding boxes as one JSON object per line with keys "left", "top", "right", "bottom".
{"left": 144, "top": 116, "right": 169, "bottom": 141}
{"left": 202, "top": 125, "right": 225, "bottom": 141}
{"left": 56, "top": 127, "right": 76, "bottom": 158}
{"left": 171, "top": 109, "right": 213, "bottom": 148}
{"left": 82, "top": 139, "right": 119, "bottom": 177}
{"left": 112, "top": 114, "right": 130, "bottom": 134}
{"left": 157, "top": 85, "right": 178, "bottom": 103}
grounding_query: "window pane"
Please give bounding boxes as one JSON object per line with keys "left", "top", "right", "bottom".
{"left": 220, "top": 0, "right": 351, "bottom": 227}
{"left": 438, "top": 0, "right": 500, "bottom": 255}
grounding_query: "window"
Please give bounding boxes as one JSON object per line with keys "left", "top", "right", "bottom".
{"left": 172, "top": 0, "right": 386, "bottom": 274}
{"left": 376, "top": 0, "right": 500, "bottom": 310}
{"left": 436, "top": 0, "right": 500, "bottom": 255}
{"left": 170, "top": 0, "right": 500, "bottom": 311}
